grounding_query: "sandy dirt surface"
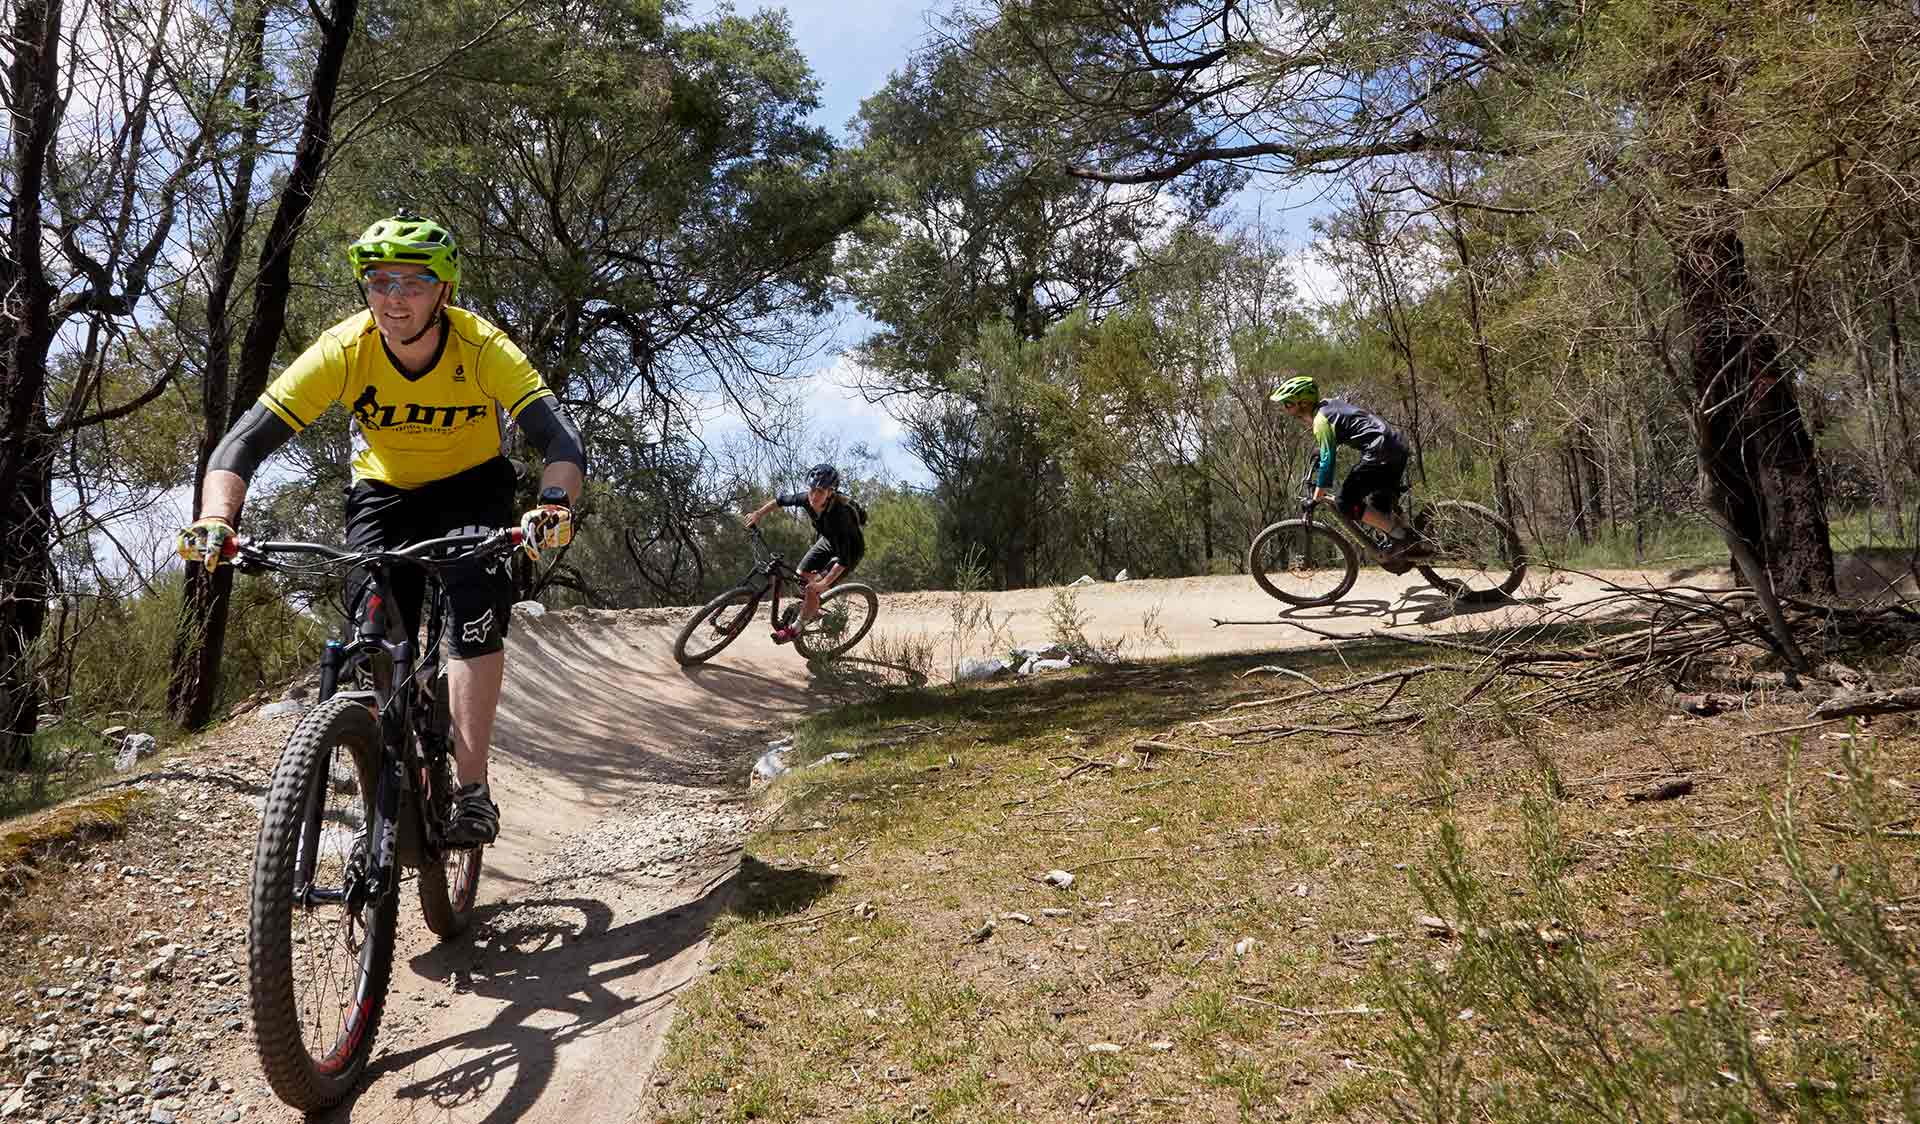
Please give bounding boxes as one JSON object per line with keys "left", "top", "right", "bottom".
{"left": 172, "top": 565, "right": 1687, "bottom": 1123}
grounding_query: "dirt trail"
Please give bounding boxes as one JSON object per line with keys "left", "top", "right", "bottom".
{"left": 205, "top": 565, "right": 1679, "bottom": 1122}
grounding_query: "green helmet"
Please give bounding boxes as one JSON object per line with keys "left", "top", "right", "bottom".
{"left": 1270, "top": 374, "right": 1318, "bottom": 405}
{"left": 347, "top": 212, "right": 460, "bottom": 298}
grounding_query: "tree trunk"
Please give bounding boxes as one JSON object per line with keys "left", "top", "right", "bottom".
{"left": 167, "top": 0, "right": 268, "bottom": 728}
{"left": 1676, "top": 168, "right": 1834, "bottom": 596}
{"left": 0, "top": 0, "right": 64, "bottom": 767}
{"left": 166, "top": 0, "right": 358, "bottom": 726}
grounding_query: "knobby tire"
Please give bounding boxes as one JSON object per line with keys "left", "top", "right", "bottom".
{"left": 417, "top": 673, "right": 481, "bottom": 938}
{"left": 673, "top": 587, "right": 758, "bottom": 666}
{"left": 248, "top": 696, "right": 396, "bottom": 1112}
{"left": 1247, "top": 518, "right": 1359, "bottom": 606}
{"left": 1414, "top": 500, "right": 1528, "bottom": 604}
{"left": 792, "top": 583, "right": 881, "bottom": 660}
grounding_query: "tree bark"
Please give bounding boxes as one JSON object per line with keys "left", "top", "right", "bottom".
{"left": 1676, "top": 148, "right": 1835, "bottom": 597}
{"left": 167, "top": 0, "right": 268, "bottom": 728}
{"left": 0, "top": 0, "right": 65, "bottom": 767}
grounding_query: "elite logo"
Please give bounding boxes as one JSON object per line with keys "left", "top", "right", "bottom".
{"left": 352, "top": 384, "right": 489, "bottom": 430}
{"left": 453, "top": 364, "right": 466, "bottom": 383}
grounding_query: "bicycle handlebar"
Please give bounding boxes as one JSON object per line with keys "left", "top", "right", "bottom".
{"left": 225, "top": 527, "right": 525, "bottom": 573}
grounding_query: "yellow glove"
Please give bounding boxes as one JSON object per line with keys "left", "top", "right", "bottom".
{"left": 177, "top": 517, "right": 236, "bottom": 571}
{"left": 517, "top": 504, "right": 573, "bottom": 559}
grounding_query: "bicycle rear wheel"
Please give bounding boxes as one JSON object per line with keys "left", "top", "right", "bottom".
{"left": 793, "top": 583, "right": 880, "bottom": 660}
{"left": 1247, "top": 518, "right": 1359, "bottom": 606}
{"left": 673, "top": 587, "right": 758, "bottom": 665}
{"left": 248, "top": 697, "right": 396, "bottom": 1112}
{"left": 417, "top": 674, "right": 481, "bottom": 939}
{"left": 1415, "top": 500, "right": 1528, "bottom": 603}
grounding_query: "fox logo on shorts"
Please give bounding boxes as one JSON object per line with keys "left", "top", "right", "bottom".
{"left": 461, "top": 609, "right": 496, "bottom": 645}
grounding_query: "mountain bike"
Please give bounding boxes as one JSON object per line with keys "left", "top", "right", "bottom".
{"left": 672, "top": 525, "right": 880, "bottom": 665}
{"left": 224, "top": 527, "right": 523, "bottom": 1111}
{"left": 1247, "top": 480, "right": 1527, "bottom": 607}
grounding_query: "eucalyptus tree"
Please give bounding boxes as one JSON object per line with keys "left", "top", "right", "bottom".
{"left": 839, "top": 39, "right": 1221, "bottom": 586}
{"left": 2, "top": 0, "right": 251, "bottom": 759}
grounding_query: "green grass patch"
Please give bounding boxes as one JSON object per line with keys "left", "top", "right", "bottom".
{"left": 651, "top": 647, "right": 1920, "bottom": 1122}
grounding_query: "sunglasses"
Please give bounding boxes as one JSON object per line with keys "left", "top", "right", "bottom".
{"left": 361, "top": 269, "right": 442, "bottom": 296}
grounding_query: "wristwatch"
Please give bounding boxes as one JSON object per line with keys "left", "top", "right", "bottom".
{"left": 539, "top": 485, "right": 570, "bottom": 508}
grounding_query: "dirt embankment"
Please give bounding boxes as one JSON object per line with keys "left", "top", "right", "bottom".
{"left": 0, "top": 566, "right": 1694, "bottom": 1123}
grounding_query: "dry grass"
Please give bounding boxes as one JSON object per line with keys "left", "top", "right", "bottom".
{"left": 648, "top": 644, "right": 1920, "bottom": 1123}
{"left": 0, "top": 790, "right": 145, "bottom": 909}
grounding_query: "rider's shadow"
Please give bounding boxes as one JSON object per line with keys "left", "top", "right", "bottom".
{"left": 340, "top": 855, "right": 835, "bottom": 1123}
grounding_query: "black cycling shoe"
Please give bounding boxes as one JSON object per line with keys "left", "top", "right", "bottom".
{"left": 443, "top": 782, "right": 499, "bottom": 847}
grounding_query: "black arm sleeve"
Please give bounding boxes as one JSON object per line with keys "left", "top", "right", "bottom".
{"left": 207, "top": 403, "right": 296, "bottom": 482}
{"left": 516, "top": 396, "right": 587, "bottom": 476}
{"left": 776, "top": 492, "right": 808, "bottom": 508}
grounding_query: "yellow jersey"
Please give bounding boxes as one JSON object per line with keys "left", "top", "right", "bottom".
{"left": 259, "top": 308, "right": 554, "bottom": 488}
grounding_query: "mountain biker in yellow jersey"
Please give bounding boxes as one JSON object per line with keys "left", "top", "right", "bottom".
{"left": 742, "top": 463, "right": 867, "bottom": 643}
{"left": 1270, "top": 374, "right": 1429, "bottom": 566}
{"left": 176, "top": 211, "right": 587, "bottom": 847}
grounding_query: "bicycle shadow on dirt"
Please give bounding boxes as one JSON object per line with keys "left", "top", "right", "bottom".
{"left": 335, "top": 856, "right": 831, "bottom": 1124}
{"left": 1274, "top": 599, "right": 1393, "bottom": 622}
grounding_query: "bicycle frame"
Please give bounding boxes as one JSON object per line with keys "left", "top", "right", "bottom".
{"left": 1301, "top": 489, "right": 1407, "bottom": 560}
{"left": 235, "top": 531, "right": 509, "bottom": 910}
{"left": 741, "top": 526, "right": 810, "bottom": 625}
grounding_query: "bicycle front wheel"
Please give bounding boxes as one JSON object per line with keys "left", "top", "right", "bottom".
{"left": 793, "top": 583, "right": 880, "bottom": 660}
{"left": 1415, "top": 500, "right": 1528, "bottom": 604}
{"left": 1248, "top": 518, "right": 1359, "bottom": 606}
{"left": 417, "top": 675, "right": 481, "bottom": 939}
{"left": 673, "top": 587, "right": 759, "bottom": 666}
{"left": 248, "top": 696, "right": 396, "bottom": 1112}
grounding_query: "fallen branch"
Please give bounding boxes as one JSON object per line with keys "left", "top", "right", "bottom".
{"left": 1812, "top": 687, "right": 1920, "bottom": 719}
{"left": 1133, "top": 739, "right": 1235, "bottom": 760}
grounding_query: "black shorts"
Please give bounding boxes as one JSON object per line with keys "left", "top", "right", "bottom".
{"left": 343, "top": 456, "right": 517, "bottom": 659}
{"left": 1338, "top": 456, "right": 1408, "bottom": 521}
{"left": 797, "top": 537, "right": 861, "bottom": 578}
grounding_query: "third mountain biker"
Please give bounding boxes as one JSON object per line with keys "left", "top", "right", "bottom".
{"left": 1270, "top": 374, "right": 1427, "bottom": 567}
{"left": 177, "top": 210, "right": 587, "bottom": 848}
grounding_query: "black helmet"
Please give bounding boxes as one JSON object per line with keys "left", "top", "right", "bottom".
{"left": 807, "top": 463, "right": 840, "bottom": 490}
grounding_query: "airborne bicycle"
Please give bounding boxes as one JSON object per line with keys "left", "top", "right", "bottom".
{"left": 673, "top": 525, "right": 880, "bottom": 665}
{"left": 226, "top": 527, "right": 523, "bottom": 1111}
{"left": 1248, "top": 480, "right": 1527, "bottom": 606}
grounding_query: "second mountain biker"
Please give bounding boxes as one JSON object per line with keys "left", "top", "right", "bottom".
{"left": 176, "top": 210, "right": 587, "bottom": 848}
{"left": 742, "top": 463, "right": 867, "bottom": 643}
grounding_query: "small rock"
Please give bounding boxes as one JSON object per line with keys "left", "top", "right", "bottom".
{"left": 956, "top": 657, "right": 1011, "bottom": 682}
{"left": 852, "top": 901, "right": 877, "bottom": 920}
{"left": 1042, "top": 870, "right": 1074, "bottom": 889}
{"left": 1627, "top": 777, "right": 1694, "bottom": 803}
{"left": 965, "top": 919, "right": 996, "bottom": 944}
{"left": 1233, "top": 937, "right": 1257, "bottom": 958}
{"left": 1068, "top": 574, "right": 1096, "bottom": 586}
{"left": 807, "top": 752, "right": 859, "bottom": 768}
{"left": 257, "top": 700, "right": 305, "bottom": 719}
{"left": 1112, "top": 569, "right": 1130, "bottom": 581}
{"left": 1148, "top": 1040, "right": 1175, "bottom": 1052}
{"left": 1086, "top": 1042, "right": 1122, "bottom": 1055}
{"left": 1001, "top": 912, "right": 1034, "bottom": 925}
{"left": 1040, "top": 908, "right": 1070, "bottom": 918}
{"left": 114, "top": 733, "right": 159, "bottom": 772}
{"left": 1417, "top": 914, "right": 1455, "bottom": 938}
{"left": 512, "top": 599, "right": 547, "bottom": 618}
{"left": 150, "top": 1055, "right": 178, "bottom": 1076}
